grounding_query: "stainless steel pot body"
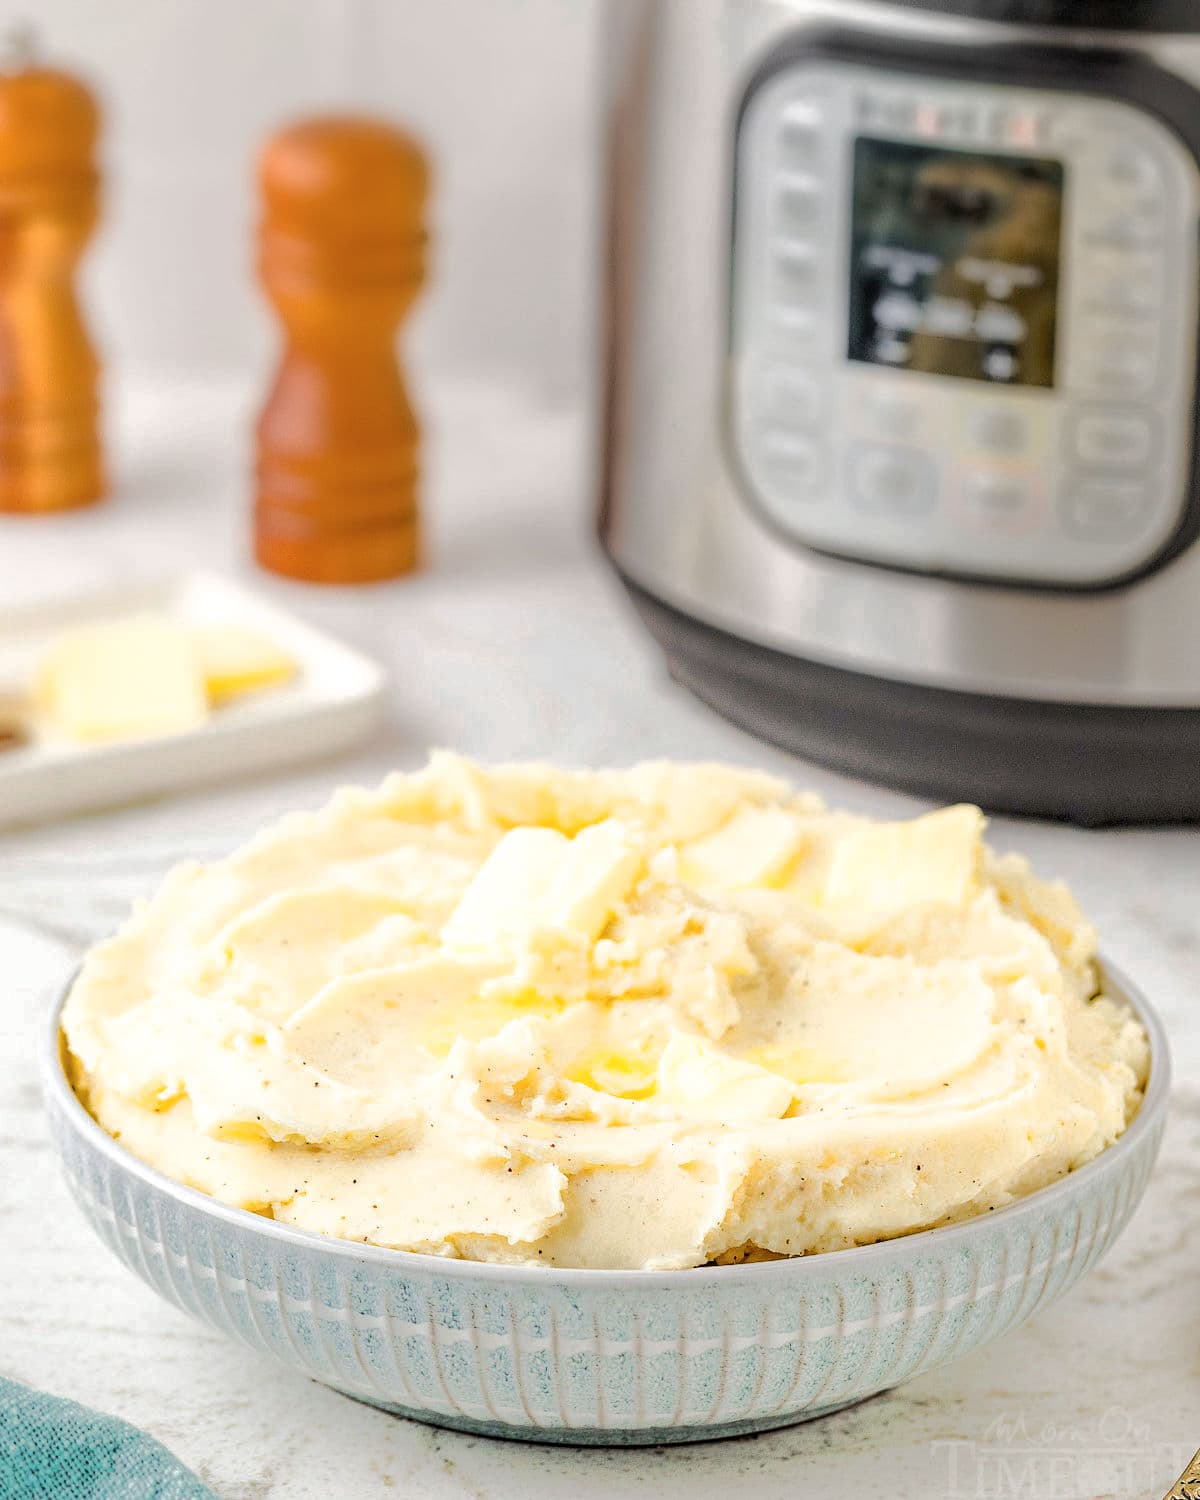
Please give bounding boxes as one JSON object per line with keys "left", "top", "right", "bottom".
{"left": 600, "top": 0, "right": 1200, "bottom": 714}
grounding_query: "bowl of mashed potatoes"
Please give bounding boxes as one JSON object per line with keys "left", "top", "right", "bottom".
{"left": 45, "top": 756, "right": 1167, "bottom": 1443}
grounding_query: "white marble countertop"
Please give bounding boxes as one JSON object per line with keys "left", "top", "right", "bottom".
{"left": 2, "top": 377, "right": 1197, "bottom": 1500}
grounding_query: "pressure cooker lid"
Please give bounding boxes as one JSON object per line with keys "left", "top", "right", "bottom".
{"left": 884, "top": 0, "right": 1200, "bottom": 30}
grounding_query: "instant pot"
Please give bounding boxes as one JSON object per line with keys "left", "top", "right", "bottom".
{"left": 598, "top": 0, "right": 1200, "bottom": 822}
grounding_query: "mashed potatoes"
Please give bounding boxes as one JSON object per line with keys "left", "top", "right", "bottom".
{"left": 62, "top": 755, "right": 1149, "bottom": 1270}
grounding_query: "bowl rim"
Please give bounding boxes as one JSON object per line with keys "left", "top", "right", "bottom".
{"left": 42, "top": 956, "right": 1171, "bottom": 1289}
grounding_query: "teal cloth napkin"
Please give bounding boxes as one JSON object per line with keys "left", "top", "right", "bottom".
{"left": 0, "top": 1377, "right": 217, "bottom": 1500}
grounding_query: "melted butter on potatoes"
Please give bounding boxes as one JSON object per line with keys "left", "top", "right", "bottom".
{"left": 62, "top": 753, "right": 1149, "bottom": 1270}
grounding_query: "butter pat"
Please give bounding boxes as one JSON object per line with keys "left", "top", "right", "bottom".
{"left": 656, "top": 1033, "right": 794, "bottom": 1122}
{"left": 441, "top": 827, "right": 570, "bottom": 949}
{"left": 540, "top": 820, "right": 644, "bottom": 939}
{"left": 38, "top": 615, "right": 207, "bottom": 744}
{"left": 36, "top": 612, "right": 297, "bottom": 744}
{"left": 824, "top": 805, "right": 984, "bottom": 923}
{"left": 443, "top": 820, "right": 642, "bottom": 950}
{"left": 681, "top": 806, "right": 806, "bottom": 890}
{"left": 193, "top": 624, "right": 297, "bottom": 704}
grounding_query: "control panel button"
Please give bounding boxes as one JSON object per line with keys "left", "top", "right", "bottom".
{"left": 759, "top": 429, "right": 825, "bottom": 497}
{"left": 775, "top": 241, "right": 819, "bottom": 301}
{"left": 775, "top": 177, "right": 820, "bottom": 236}
{"left": 1092, "top": 209, "right": 1162, "bottom": 250}
{"left": 1062, "top": 478, "right": 1147, "bottom": 539}
{"left": 1078, "top": 325, "right": 1159, "bottom": 396}
{"left": 1095, "top": 349, "right": 1157, "bottom": 395}
{"left": 1088, "top": 255, "right": 1161, "bottom": 314}
{"left": 1070, "top": 412, "right": 1155, "bottom": 468}
{"left": 968, "top": 406, "right": 1029, "bottom": 454}
{"left": 751, "top": 364, "right": 824, "bottom": 428}
{"left": 778, "top": 102, "right": 823, "bottom": 166}
{"left": 849, "top": 445, "right": 937, "bottom": 514}
{"left": 776, "top": 239, "right": 819, "bottom": 270}
{"left": 771, "top": 303, "right": 819, "bottom": 340}
{"left": 962, "top": 470, "right": 1035, "bottom": 524}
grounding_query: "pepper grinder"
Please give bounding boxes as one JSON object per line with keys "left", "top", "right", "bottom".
{"left": 254, "top": 117, "right": 429, "bottom": 583}
{"left": 0, "top": 32, "right": 104, "bottom": 513}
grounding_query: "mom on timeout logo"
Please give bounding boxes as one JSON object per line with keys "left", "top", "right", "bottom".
{"left": 930, "top": 1408, "right": 1196, "bottom": 1500}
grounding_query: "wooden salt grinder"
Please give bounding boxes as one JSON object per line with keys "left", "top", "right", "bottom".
{"left": 0, "top": 56, "right": 104, "bottom": 512}
{"left": 254, "top": 118, "right": 429, "bottom": 583}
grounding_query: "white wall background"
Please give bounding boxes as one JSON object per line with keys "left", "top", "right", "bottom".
{"left": 3, "top": 0, "right": 602, "bottom": 400}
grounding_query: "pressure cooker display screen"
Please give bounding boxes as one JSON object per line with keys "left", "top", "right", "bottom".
{"left": 848, "top": 137, "right": 1064, "bottom": 387}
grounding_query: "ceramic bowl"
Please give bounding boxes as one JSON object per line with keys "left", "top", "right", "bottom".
{"left": 42, "top": 961, "right": 1169, "bottom": 1446}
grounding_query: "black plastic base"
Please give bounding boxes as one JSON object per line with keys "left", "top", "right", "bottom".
{"left": 620, "top": 574, "right": 1200, "bottom": 826}
{"left": 885, "top": 0, "right": 1200, "bottom": 32}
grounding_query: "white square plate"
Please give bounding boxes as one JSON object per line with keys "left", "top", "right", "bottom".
{"left": 0, "top": 572, "right": 385, "bottom": 829}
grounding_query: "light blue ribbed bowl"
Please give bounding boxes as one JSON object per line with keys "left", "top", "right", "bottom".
{"left": 42, "top": 962, "right": 1169, "bottom": 1446}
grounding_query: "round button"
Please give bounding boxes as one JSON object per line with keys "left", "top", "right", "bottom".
{"left": 850, "top": 445, "right": 938, "bottom": 515}
{"left": 1071, "top": 412, "right": 1155, "bottom": 469}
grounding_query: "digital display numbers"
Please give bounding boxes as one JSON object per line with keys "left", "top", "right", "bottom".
{"left": 848, "top": 137, "right": 1065, "bottom": 388}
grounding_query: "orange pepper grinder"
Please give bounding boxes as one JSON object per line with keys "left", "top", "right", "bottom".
{"left": 254, "top": 117, "right": 429, "bottom": 583}
{"left": 0, "top": 39, "right": 104, "bottom": 513}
